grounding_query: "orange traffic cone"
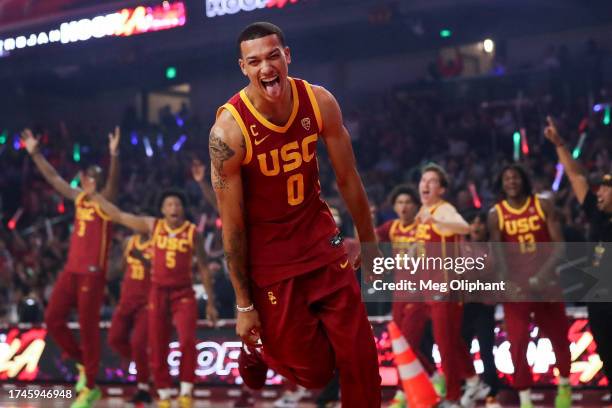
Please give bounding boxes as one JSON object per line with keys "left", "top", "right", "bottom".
{"left": 388, "top": 321, "right": 440, "bottom": 408}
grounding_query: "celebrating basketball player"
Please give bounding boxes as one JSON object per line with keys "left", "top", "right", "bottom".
{"left": 489, "top": 164, "right": 571, "bottom": 408}
{"left": 21, "top": 127, "right": 120, "bottom": 408}
{"left": 86, "top": 188, "right": 218, "bottom": 408}
{"left": 209, "top": 22, "right": 381, "bottom": 407}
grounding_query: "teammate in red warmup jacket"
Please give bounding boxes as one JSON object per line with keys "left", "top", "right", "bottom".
{"left": 209, "top": 22, "right": 381, "bottom": 407}
{"left": 108, "top": 233, "right": 153, "bottom": 404}
{"left": 488, "top": 164, "right": 571, "bottom": 408}
{"left": 21, "top": 127, "right": 120, "bottom": 408}
{"left": 88, "top": 189, "right": 218, "bottom": 408}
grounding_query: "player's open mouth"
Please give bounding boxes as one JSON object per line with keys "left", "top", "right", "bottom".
{"left": 261, "top": 76, "right": 281, "bottom": 98}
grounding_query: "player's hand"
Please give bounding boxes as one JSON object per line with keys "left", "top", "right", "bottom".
{"left": 236, "top": 309, "right": 261, "bottom": 347}
{"left": 108, "top": 126, "right": 120, "bottom": 156}
{"left": 206, "top": 302, "right": 219, "bottom": 327}
{"left": 20, "top": 129, "right": 39, "bottom": 154}
{"left": 416, "top": 209, "right": 433, "bottom": 224}
{"left": 191, "top": 159, "right": 207, "bottom": 183}
{"left": 356, "top": 244, "right": 384, "bottom": 283}
{"left": 544, "top": 116, "right": 564, "bottom": 147}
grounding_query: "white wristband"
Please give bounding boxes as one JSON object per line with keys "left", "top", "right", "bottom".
{"left": 236, "top": 304, "right": 255, "bottom": 313}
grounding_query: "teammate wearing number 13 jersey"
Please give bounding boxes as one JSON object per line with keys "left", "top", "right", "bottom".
{"left": 210, "top": 22, "right": 381, "bottom": 407}
{"left": 489, "top": 164, "right": 571, "bottom": 408}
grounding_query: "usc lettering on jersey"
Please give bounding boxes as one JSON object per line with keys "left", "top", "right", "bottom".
{"left": 218, "top": 77, "right": 344, "bottom": 287}
{"left": 121, "top": 234, "right": 153, "bottom": 301}
{"left": 151, "top": 220, "right": 196, "bottom": 287}
{"left": 65, "top": 192, "right": 112, "bottom": 274}
{"left": 494, "top": 195, "right": 551, "bottom": 272}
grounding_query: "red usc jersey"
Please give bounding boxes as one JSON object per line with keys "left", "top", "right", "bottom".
{"left": 121, "top": 234, "right": 152, "bottom": 301}
{"left": 218, "top": 77, "right": 344, "bottom": 287}
{"left": 377, "top": 219, "right": 417, "bottom": 254}
{"left": 494, "top": 195, "right": 551, "bottom": 272}
{"left": 413, "top": 201, "right": 462, "bottom": 254}
{"left": 65, "top": 192, "right": 112, "bottom": 274}
{"left": 151, "top": 219, "right": 196, "bottom": 288}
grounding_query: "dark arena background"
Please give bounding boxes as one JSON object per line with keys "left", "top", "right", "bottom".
{"left": 1, "top": 0, "right": 612, "bottom": 407}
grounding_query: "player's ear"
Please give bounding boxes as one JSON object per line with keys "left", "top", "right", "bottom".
{"left": 238, "top": 58, "right": 247, "bottom": 76}
{"left": 284, "top": 46, "right": 291, "bottom": 64}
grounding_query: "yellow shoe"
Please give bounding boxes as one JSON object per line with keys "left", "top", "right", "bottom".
{"left": 157, "top": 399, "right": 171, "bottom": 408}
{"left": 178, "top": 395, "right": 193, "bottom": 408}
{"left": 75, "top": 363, "right": 87, "bottom": 393}
{"left": 70, "top": 387, "right": 101, "bottom": 408}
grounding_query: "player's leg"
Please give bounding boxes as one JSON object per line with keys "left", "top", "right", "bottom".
{"left": 472, "top": 304, "right": 500, "bottom": 400}
{"left": 503, "top": 302, "right": 534, "bottom": 406}
{"left": 311, "top": 262, "right": 381, "bottom": 408}
{"left": 587, "top": 302, "right": 612, "bottom": 395}
{"left": 250, "top": 275, "right": 335, "bottom": 389}
{"left": 148, "top": 286, "right": 173, "bottom": 399}
{"left": 76, "top": 273, "right": 105, "bottom": 388}
{"left": 430, "top": 302, "right": 475, "bottom": 403}
{"left": 131, "top": 303, "right": 151, "bottom": 385}
{"left": 396, "top": 302, "right": 434, "bottom": 374}
{"left": 44, "top": 271, "right": 81, "bottom": 363}
{"left": 170, "top": 286, "right": 198, "bottom": 404}
{"left": 533, "top": 303, "right": 571, "bottom": 407}
{"left": 108, "top": 302, "right": 134, "bottom": 360}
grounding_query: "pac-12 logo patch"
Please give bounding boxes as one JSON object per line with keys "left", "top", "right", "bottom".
{"left": 301, "top": 117, "right": 311, "bottom": 131}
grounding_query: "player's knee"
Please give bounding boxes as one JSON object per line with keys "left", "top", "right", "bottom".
{"left": 298, "top": 366, "right": 335, "bottom": 389}
{"left": 44, "top": 311, "right": 63, "bottom": 332}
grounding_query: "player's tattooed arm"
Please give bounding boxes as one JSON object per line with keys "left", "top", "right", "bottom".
{"left": 21, "top": 128, "right": 80, "bottom": 201}
{"left": 209, "top": 127, "right": 235, "bottom": 191}
{"left": 101, "top": 126, "right": 121, "bottom": 203}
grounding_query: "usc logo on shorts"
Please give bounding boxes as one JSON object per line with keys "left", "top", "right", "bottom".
{"left": 268, "top": 291, "right": 277, "bottom": 305}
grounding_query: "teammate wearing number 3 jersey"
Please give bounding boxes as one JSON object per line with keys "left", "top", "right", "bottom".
{"left": 209, "top": 22, "right": 381, "bottom": 407}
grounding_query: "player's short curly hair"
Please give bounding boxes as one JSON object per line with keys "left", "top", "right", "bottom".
{"left": 388, "top": 184, "right": 420, "bottom": 206}
{"left": 157, "top": 189, "right": 189, "bottom": 213}
{"left": 237, "top": 22, "right": 286, "bottom": 57}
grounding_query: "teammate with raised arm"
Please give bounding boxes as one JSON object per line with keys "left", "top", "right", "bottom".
{"left": 210, "top": 22, "right": 381, "bottom": 407}
{"left": 86, "top": 189, "right": 218, "bottom": 408}
{"left": 21, "top": 127, "right": 120, "bottom": 408}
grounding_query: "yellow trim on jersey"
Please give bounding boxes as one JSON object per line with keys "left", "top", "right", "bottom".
{"left": 163, "top": 220, "right": 191, "bottom": 236}
{"left": 91, "top": 201, "right": 112, "bottom": 221}
{"left": 501, "top": 196, "right": 532, "bottom": 215}
{"left": 494, "top": 204, "right": 504, "bottom": 232}
{"left": 75, "top": 191, "right": 86, "bottom": 206}
{"left": 303, "top": 80, "right": 323, "bottom": 132}
{"left": 218, "top": 103, "right": 252, "bottom": 166}
{"left": 188, "top": 224, "right": 195, "bottom": 246}
{"left": 389, "top": 220, "right": 399, "bottom": 238}
{"left": 123, "top": 235, "right": 134, "bottom": 259}
{"left": 397, "top": 221, "right": 416, "bottom": 233}
{"left": 134, "top": 234, "right": 152, "bottom": 250}
{"left": 239, "top": 77, "right": 299, "bottom": 134}
{"left": 534, "top": 195, "right": 546, "bottom": 220}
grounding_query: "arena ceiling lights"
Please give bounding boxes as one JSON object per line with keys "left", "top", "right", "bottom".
{"left": 0, "top": 1, "right": 186, "bottom": 57}
{"left": 205, "top": 0, "right": 298, "bottom": 18}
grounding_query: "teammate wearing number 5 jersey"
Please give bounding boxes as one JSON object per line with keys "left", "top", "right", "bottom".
{"left": 210, "top": 22, "right": 381, "bottom": 407}
{"left": 21, "top": 127, "right": 120, "bottom": 408}
{"left": 108, "top": 234, "right": 153, "bottom": 405}
{"left": 87, "top": 189, "right": 218, "bottom": 408}
{"left": 488, "top": 164, "right": 571, "bottom": 408}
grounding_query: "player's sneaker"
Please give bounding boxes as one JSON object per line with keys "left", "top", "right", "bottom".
{"left": 431, "top": 372, "right": 447, "bottom": 398}
{"left": 157, "top": 399, "right": 171, "bottom": 408}
{"left": 555, "top": 384, "right": 572, "bottom": 408}
{"left": 273, "top": 386, "right": 307, "bottom": 407}
{"left": 238, "top": 344, "right": 268, "bottom": 390}
{"left": 436, "top": 400, "right": 461, "bottom": 408}
{"left": 460, "top": 379, "right": 491, "bottom": 408}
{"left": 233, "top": 389, "right": 256, "bottom": 407}
{"left": 178, "top": 395, "right": 193, "bottom": 408}
{"left": 129, "top": 389, "right": 153, "bottom": 404}
{"left": 485, "top": 396, "right": 503, "bottom": 408}
{"left": 75, "top": 363, "right": 87, "bottom": 393}
{"left": 70, "top": 386, "right": 102, "bottom": 408}
{"left": 388, "top": 390, "right": 406, "bottom": 408}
